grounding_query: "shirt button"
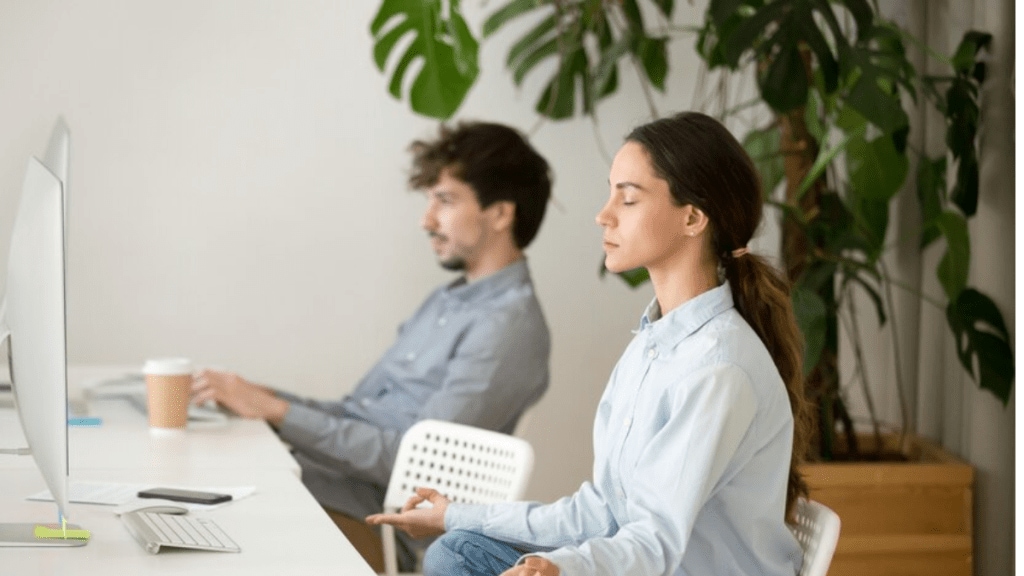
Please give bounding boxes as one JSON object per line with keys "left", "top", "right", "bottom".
{"left": 406, "top": 352, "right": 416, "bottom": 361}
{"left": 623, "top": 417, "right": 632, "bottom": 427}
{"left": 438, "top": 317, "right": 447, "bottom": 326}
{"left": 617, "top": 488, "right": 626, "bottom": 499}
{"left": 360, "top": 398, "right": 371, "bottom": 407}
{"left": 647, "top": 348, "right": 657, "bottom": 359}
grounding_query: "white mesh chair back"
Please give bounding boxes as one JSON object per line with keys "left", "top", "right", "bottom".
{"left": 380, "top": 419, "right": 535, "bottom": 576}
{"left": 790, "top": 498, "right": 842, "bottom": 576}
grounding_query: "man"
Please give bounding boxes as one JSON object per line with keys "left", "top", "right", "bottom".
{"left": 192, "top": 121, "right": 552, "bottom": 571}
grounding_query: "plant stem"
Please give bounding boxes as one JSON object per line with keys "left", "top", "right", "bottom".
{"left": 879, "top": 259, "right": 913, "bottom": 451}
{"left": 841, "top": 290, "right": 883, "bottom": 456}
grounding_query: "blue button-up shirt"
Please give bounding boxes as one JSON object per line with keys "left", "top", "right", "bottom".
{"left": 276, "top": 259, "right": 550, "bottom": 519}
{"left": 446, "top": 283, "right": 802, "bottom": 575}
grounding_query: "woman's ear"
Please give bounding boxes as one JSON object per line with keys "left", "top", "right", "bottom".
{"left": 684, "top": 205, "right": 710, "bottom": 237}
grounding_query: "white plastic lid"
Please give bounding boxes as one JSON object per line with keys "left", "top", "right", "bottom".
{"left": 142, "top": 358, "right": 193, "bottom": 376}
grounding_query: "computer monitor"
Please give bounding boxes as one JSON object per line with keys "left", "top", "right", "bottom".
{"left": 0, "top": 131, "right": 86, "bottom": 546}
{"left": 41, "top": 117, "right": 70, "bottom": 257}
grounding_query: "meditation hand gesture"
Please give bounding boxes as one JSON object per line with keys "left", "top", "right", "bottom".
{"left": 365, "top": 487, "right": 449, "bottom": 539}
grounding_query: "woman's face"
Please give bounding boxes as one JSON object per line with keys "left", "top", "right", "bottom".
{"left": 596, "top": 141, "right": 699, "bottom": 273}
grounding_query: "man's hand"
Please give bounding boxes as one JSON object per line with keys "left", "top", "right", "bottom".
{"left": 500, "top": 556, "right": 560, "bottom": 576}
{"left": 191, "top": 369, "right": 289, "bottom": 425}
{"left": 365, "top": 487, "right": 449, "bottom": 539}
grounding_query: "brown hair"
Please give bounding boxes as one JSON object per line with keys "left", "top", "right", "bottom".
{"left": 627, "top": 111, "right": 812, "bottom": 522}
{"left": 408, "top": 121, "right": 552, "bottom": 249}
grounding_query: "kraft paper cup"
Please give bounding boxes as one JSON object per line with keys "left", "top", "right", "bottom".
{"left": 142, "top": 358, "right": 193, "bottom": 432}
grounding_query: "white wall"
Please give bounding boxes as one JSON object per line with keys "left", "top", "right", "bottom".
{"left": 0, "top": 0, "right": 711, "bottom": 503}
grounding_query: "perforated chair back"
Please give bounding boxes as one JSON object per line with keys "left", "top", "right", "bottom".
{"left": 790, "top": 498, "right": 842, "bottom": 576}
{"left": 380, "top": 419, "right": 535, "bottom": 576}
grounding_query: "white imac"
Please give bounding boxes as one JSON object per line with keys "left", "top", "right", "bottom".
{"left": 42, "top": 117, "right": 70, "bottom": 257}
{"left": 0, "top": 124, "right": 87, "bottom": 546}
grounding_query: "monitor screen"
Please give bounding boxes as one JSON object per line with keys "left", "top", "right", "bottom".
{"left": 3, "top": 156, "right": 70, "bottom": 518}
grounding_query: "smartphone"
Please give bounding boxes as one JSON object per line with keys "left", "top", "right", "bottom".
{"left": 137, "top": 487, "right": 232, "bottom": 505}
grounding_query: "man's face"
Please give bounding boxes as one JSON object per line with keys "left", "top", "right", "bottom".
{"left": 420, "top": 169, "right": 491, "bottom": 272}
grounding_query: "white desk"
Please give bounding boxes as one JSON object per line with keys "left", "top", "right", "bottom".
{"left": 0, "top": 367, "right": 376, "bottom": 575}
{"left": 0, "top": 399, "right": 301, "bottom": 474}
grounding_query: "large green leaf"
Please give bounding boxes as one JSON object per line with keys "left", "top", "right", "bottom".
{"left": 506, "top": 13, "right": 557, "bottom": 69}
{"left": 535, "top": 46, "right": 590, "bottom": 118}
{"left": 637, "top": 36, "right": 669, "bottom": 91}
{"left": 483, "top": 0, "right": 551, "bottom": 37}
{"left": 798, "top": 9, "right": 838, "bottom": 93}
{"left": 935, "top": 211, "right": 970, "bottom": 301}
{"left": 915, "top": 156, "right": 946, "bottom": 248}
{"left": 796, "top": 126, "right": 863, "bottom": 200}
{"left": 832, "top": 0, "right": 872, "bottom": 42}
{"left": 743, "top": 125, "right": 784, "bottom": 198}
{"left": 720, "top": 0, "right": 786, "bottom": 68}
{"left": 592, "top": 31, "right": 632, "bottom": 99}
{"left": 946, "top": 289, "right": 1014, "bottom": 404}
{"left": 846, "top": 133, "right": 909, "bottom": 202}
{"left": 951, "top": 153, "right": 979, "bottom": 217}
{"left": 370, "top": 0, "right": 479, "bottom": 119}
{"left": 792, "top": 286, "right": 828, "bottom": 377}
{"left": 709, "top": 0, "right": 747, "bottom": 29}
{"left": 759, "top": 38, "right": 809, "bottom": 112}
{"left": 845, "top": 70, "right": 909, "bottom": 134}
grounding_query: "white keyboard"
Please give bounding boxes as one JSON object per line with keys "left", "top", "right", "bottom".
{"left": 121, "top": 511, "right": 240, "bottom": 554}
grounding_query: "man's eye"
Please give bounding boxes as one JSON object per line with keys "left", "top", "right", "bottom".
{"left": 622, "top": 199, "right": 637, "bottom": 206}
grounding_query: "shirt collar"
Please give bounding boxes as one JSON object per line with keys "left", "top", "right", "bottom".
{"left": 443, "top": 258, "right": 531, "bottom": 304}
{"left": 638, "top": 282, "right": 735, "bottom": 349}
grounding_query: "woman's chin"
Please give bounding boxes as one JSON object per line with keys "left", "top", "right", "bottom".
{"left": 602, "top": 258, "right": 633, "bottom": 274}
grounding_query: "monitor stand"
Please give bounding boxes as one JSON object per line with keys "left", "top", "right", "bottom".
{"left": 0, "top": 524, "right": 89, "bottom": 547}
{"left": 0, "top": 336, "right": 88, "bottom": 547}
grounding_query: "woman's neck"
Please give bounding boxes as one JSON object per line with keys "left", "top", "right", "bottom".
{"left": 648, "top": 256, "right": 720, "bottom": 315}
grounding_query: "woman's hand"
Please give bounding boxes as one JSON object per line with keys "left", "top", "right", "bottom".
{"left": 500, "top": 556, "right": 560, "bottom": 576}
{"left": 365, "top": 487, "right": 449, "bottom": 539}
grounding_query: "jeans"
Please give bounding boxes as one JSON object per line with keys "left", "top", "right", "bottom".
{"left": 423, "top": 530, "right": 536, "bottom": 576}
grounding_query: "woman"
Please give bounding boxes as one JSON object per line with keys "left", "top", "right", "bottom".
{"left": 367, "top": 112, "right": 811, "bottom": 576}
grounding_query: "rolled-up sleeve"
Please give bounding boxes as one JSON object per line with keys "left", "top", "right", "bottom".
{"left": 276, "top": 305, "right": 549, "bottom": 487}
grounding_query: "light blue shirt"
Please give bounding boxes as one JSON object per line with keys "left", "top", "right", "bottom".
{"left": 275, "top": 259, "right": 550, "bottom": 519}
{"left": 446, "top": 282, "right": 802, "bottom": 575}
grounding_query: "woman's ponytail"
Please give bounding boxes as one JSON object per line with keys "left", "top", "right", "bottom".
{"left": 724, "top": 253, "right": 812, "bottom": 522}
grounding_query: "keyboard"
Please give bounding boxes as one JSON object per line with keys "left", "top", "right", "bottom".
{"left": 121, "top": 511, "right": 240, "bottom": 554}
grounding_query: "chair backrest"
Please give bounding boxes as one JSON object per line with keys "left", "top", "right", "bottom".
{"left": 383, "top": 419, "right": 535, "bottom": 510}
{"left": 790, "top": 498, "right": 842, "bottom": 576}
{"left": 381, "top": 419, "right": 535, "bottom": 576}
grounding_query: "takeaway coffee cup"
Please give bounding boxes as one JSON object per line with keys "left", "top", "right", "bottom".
{"left": 142, "top": 358, "right": 193, "bottom": 430}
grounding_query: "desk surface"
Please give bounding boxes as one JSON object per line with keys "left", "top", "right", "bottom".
{"left": 0, "top": 366, "right": 375, "bottom": 575}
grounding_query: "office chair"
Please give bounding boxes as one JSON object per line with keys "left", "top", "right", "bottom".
{"left": 790, "top": 498, "right": 842, "bottom": 576}
{"left": 380, "top": 419, "right": 535, "bottom": 576}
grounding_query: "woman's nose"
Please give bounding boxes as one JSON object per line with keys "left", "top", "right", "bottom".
{"left": 595, "top": 199, "right": 614, "bottom": 227}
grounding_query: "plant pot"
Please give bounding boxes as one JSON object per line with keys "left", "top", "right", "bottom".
{"left": 800, "top": 433, "right": 974, "bottom": 576}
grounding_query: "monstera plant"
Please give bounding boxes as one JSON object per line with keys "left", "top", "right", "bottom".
{"left": 369, "top": 0, "right": 1013, "bottom": 460}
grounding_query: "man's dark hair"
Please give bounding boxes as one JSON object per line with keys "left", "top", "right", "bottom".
{"left": 408, "top": 121, "right": 552, "bottom": 249}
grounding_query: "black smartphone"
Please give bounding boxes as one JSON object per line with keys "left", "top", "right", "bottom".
{"left": 137, "top": 487, "right": 232, "bottom": 505}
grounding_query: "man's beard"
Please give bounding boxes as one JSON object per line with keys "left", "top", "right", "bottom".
{"left": 438, "top": 255, "right": 467, "bottom": 271}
